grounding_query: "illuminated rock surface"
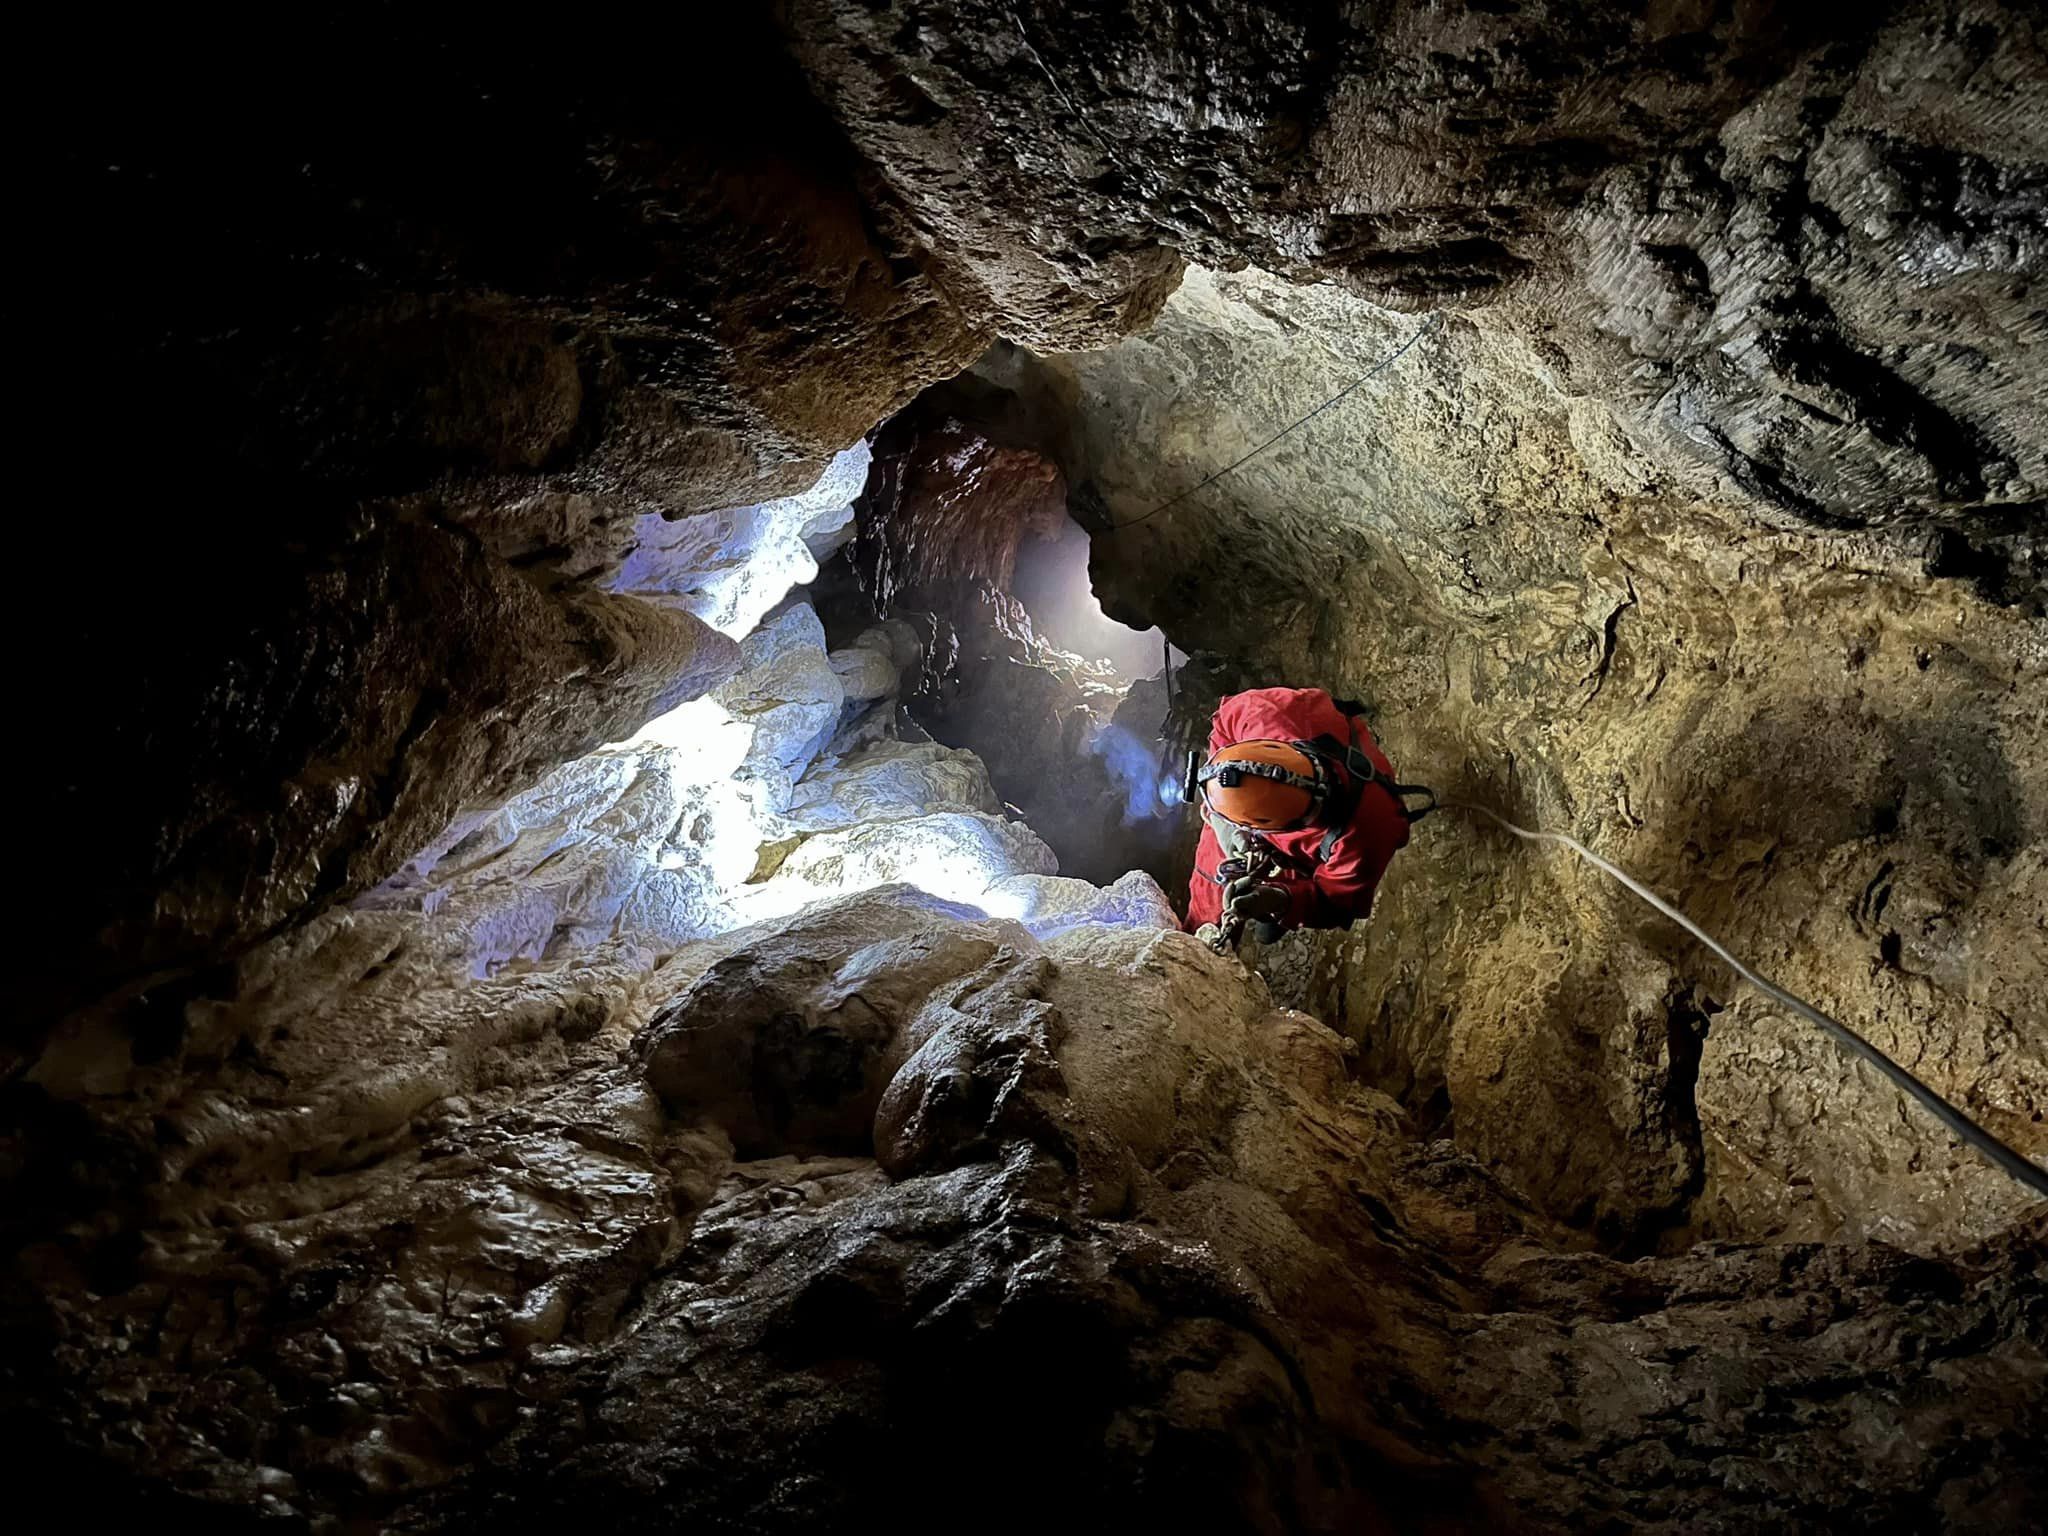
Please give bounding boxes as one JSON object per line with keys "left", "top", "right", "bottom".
{"left": 1043, "top": 262, "right": 2046, "bottom": 1254}
{"left": 8, "top": 2, "right": 2046, "bottom": 1531}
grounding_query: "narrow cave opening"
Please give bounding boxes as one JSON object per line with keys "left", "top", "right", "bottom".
{"left": 800, "top": 400, "right": 1201, "bottom": 899}
{"left": 13, "top": 5, "right": 2047, "bottom": 1530}
{"left": 1009, "top": 513, "right": 1178, "bottom": 682}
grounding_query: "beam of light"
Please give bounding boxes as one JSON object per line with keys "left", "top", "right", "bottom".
{"left": 1011, "top": 515, "right": 1165, "bottom": 678}
{"left": 1084, "top": 721, "right": 1177, "bottom": 824}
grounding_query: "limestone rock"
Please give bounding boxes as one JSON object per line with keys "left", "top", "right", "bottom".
{"left": 986, "top": 869, "right": 1178, "bottom": 940}
{"left": 872, "top": 950, "right": 1070, "bottom": 1179}
{"left": 762, "top": 810, "right": 1059, "bottom": 914}
{"left": 639, "top": 890, "right": 1030, "bottom": 1156}
{"left": 713, "top": 603, "right": 847, "bottom": 804}
{"left": 11, "top": 871, "right": 2042, "bottom": 1532}
{"left": 608, "top": 443, "right": 872, "bottom": 639}
{"left": 1005, "top": 258, "right": 2047, "bottom": 1252}
{"left": 790, "top": 0, "right": 2044, "bottom": 572}
{"left": 15, "top": 5, "right": 2048, "bottom": 1529}
{"left": 825, "top": 631, "right": 900, "bottom": 703}
{"left": 851, "top": 409, "right": 1192, "bottom": 894}
{"left": 781, "top": 740, "right": 1003, "bottom": 833}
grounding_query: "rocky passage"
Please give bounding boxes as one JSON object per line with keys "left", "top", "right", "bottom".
{"left": 8, "top": 1, "right": 2046, "bottom": 1530}
{"left": 834, "top": 402, "right": 1193, "bottom": 890}
{"left": 15, "top": 872, "right": 2042, "bottom": 1530}
{"left": 972, "top": 260, "right": 2047, "bottom": 1255}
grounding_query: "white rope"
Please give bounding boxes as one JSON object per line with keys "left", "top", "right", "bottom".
{"left": 1445, "top": 802, "right": 2048, "bottom": 1199}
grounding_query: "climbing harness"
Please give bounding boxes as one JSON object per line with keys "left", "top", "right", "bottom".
{"left": 1202, "top": 811, "right": 1285, "bottom": 956}
{"left": 1208, "top": 844, "right": 1282, "bottom": 956}
{"left": 1443, "top": 801, "right": 2048, "bottom": 1200}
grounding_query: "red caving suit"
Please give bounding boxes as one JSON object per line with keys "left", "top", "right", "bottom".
{"left": 1184, "top": 687, "right": 1411, "bottom": 933}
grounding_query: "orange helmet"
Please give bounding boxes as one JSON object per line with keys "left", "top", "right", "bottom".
{"left": 1197, "top": 740, "right": 1328, "bottom": 831}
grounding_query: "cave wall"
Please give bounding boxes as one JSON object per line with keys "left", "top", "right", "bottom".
{"left": 36, "top": 0, "right": 2039, "bottom": 1048}
{"left": 837, "top": 409, "right": 1191, "bottom": 891}
{"left": 10, "top": 1, "right": 2046, "bottom": 1528}
{"left": 27, "top": 4, "right": 1183, "bottom": 1053}
{"left": 1026, "top": 264, "right": 2045, "bottom": 1252}
{"left": 7, "top": 527, "right": 1182, "bottom": 1519}
{"left": 790, "top": 0, "right": 2045, "bottom": 568}
{"left": 761, "top": 0, "right": 2047, "bottom": 1251}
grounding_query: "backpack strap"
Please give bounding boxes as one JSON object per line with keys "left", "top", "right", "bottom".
{"left": 1307, "top": 720, "right": 1440, "bottom": 832}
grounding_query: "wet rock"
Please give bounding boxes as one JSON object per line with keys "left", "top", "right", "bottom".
{"left": 872, "top": 952, "right": 1070, "bottom": 1179}
{"left": 15, "top": 4, "right": 2047, "bottom": 1528}
{"left": 12, "top": 866, "right": 2043, "bottom": 1533}
{"left": 637, "top": 890, "right": 1023, "bottom": 1155}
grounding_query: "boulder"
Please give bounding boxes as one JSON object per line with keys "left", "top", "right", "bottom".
{"left": 782, "top": 741, "right": 1003, "bottom": 832}
{"left": 713, "top": 603, "right": 847, "bottom": 804}
{"left": 759, "top": 811, "right": 1058, "bottom": 914}
{"left": 985, "top": 869, "right": 1180, "bottom": 939}
{"left": 637, "top": 887, "right": 1038, "bottom": 1154}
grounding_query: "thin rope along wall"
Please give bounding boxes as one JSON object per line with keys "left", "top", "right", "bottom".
{"left": 1444, "top": 802, "right": 2048, "bottom": 1199}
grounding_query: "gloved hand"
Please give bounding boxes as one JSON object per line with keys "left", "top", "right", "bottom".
{"left": 1222, "top": 874, "right": 1290, "bottom": 929}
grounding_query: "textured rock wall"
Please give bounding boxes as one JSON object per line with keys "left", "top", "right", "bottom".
{"left": 10, "top": 889, "right": 2039, "bottom": 1529}
{"left": 1021, "top": 261, "right": 2045, "bottom": 1253}
{"left": 36, "top": 0, "right": 2039, "bottom": 1043}
{"left": 13, "top": 1, "right": 2046, "bottom": 1527}
{"left": 6, "top": 551, "right": 1183, "bottom": 1520}
{"left": 789, "top": 0, "right": 2044, "bottom": 574}
{"left": 27, "top": 4, "right": 1185, "bottom": 1051}
{"left": 840, "top": 408, "right": 1191, "bottom": 890}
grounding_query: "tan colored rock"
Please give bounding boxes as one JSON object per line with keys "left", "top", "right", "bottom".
{"left": 1044, "top": 261, "right": 2046, "bottom": 1252}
